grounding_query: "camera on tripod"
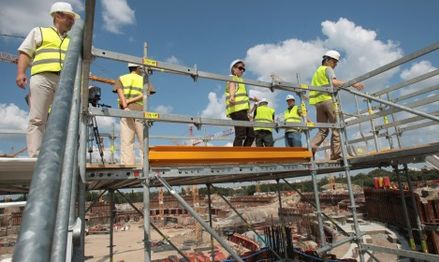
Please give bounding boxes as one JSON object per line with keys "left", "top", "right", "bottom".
{"left": 88, "top": 86, "right": 101, "bottom": 107}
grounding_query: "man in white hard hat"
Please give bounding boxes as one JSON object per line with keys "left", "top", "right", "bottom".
{"left": 16, "top": 2, "right": 79, "bottom": 157}
{"left": 253, "top": 98, "right": 275, "bottom": 147}
{"left": 284, "top": 94, "right": 305, "bottom": 147}
{"left": 309, "top": 50, "right": 364, "bottom": 160}
{"left": 113, "top": 63, "right": 155, "bottom": 165}
{"left": 225, "top": 59, "right": 259, "bottom": 146}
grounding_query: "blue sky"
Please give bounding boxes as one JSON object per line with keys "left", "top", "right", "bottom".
{"left": 0, "top": 0, "right": 438, "bottom": 159}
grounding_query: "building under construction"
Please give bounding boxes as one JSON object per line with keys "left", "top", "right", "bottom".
{"left": 0, "top": 1, "right": 439, "bottom": 261}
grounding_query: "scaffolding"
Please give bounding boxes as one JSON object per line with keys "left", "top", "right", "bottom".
{"left": 2, "top": 1, "right": 439, "bottom": 261}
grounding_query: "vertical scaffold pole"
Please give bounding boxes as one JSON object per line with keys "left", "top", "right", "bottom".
{"left": 276, "top": 179, "right": 288, "bottom": 259}
{"left": 394, "top": 165, "right": 416, "bottom": 250}
{"left": 385, "top": 93, "right": 402, "bottom": 149}
{"left": 109, "top": 189, "right": 115, "bottom": 262}
{"left": 366, "top": 99, "right": 380, "bottom": 152}
{"left": 142, "top": 42, "right": 152, "bottom": 262}
{"left": 296, "top": 75, "right": 326, "bottom": 247}
{"left": 334, "top": 90, "right": 364, "bottom": 262}
{"left": 403, "top": 164, "right": 428, "bottom": 253}
{"left": 206, "top": 184, "right": 215, "bottom": 262}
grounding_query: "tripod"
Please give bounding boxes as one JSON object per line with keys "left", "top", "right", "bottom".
{"left": 88, "top": 115, "right": 105, "bottom": 164}
{"left": 87, "top": 102, "right": 111, "bottom": 164}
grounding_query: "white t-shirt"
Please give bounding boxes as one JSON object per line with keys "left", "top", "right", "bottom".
{"left": 325, "top": 66, "right": 337, "bottom": 81}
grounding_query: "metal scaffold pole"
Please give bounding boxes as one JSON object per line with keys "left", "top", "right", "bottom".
{"left": 403, "top": 163, "right": 429, "bottom": 253}
{"left": 295, "top": 82, "right": 327, "bottom": 247}
{"left": 142, "top": 42, "right": 152, "bottom": 262}
{"left": 334, "top": 89, "right": 364, "bottom": 262}
{"left": 109, "top": 189, "right": 115, "bottom": 261}
{"left": 394, "top": 165, "right": 416, "bottom": 250}
{"left": 206, "top": 184, "right": 215, "bottom": 262}
{"left": 51, "top": 59, "right": 82, "bottom": 262}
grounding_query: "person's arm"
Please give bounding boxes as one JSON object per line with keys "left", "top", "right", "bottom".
{"left": 327, "top": 67, "right": 364, "bottom": 91}
{"left": 228, "top": 81, "right": 237, "bottom": 104}
{"left": 114, "top": 80, "right": 128, "bottom": 109}
{"left": 126, "top": 94, "right": 143, "bottom": 105}
{"left": 16, "top": 52, "right": 32, "bottom": 89}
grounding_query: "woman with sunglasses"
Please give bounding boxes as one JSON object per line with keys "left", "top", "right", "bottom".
{"left": 225, "top": 59, "right": 258, "bottom": 146}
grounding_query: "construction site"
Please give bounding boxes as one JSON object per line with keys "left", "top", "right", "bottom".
{"left": 1, "top": 1, "right": 439, "bottom": 262}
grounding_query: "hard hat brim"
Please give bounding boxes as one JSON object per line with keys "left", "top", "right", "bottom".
{"left": 51, "top": 10, "right": 80, "bottom": 19}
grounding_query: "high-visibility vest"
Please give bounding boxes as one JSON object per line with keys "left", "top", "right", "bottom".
{"left": 284, "top": 105, "right": 302, "bottom": 132}
{"left": 119, "top": 72, "right": 144, "bottom": 105}
{"left": 31, "top": 27, "right": 70, "bottom": 76}
{"left": 254, "top": 105, "right": 275, "bottom": 132}
{"left": 225, "top": 75, "right": 250, "bottom": 117}
{"left": 309, "top": 65, "right": 333, "bottom": 105}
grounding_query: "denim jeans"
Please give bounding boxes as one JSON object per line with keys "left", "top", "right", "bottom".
{"left": 285, "top": 132, "right": 302, "bottom": 147}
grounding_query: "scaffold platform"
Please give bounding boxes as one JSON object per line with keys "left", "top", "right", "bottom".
{"left": 1, "top": 142, "right": 437, "bottom": 193}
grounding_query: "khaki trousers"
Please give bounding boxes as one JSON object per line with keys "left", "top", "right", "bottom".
{"left": 27, "top": 73, "right": 59, "bottom": 157}
{"left": 120, "top": 108, "right": 144, "bottom": 165}
{"left": 311, "top": 100, "right": 341, "bottom": 159}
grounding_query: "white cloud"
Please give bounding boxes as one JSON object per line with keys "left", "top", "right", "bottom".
{"left": 246, "top": 17, "right": 403, "bottom": 94}
{"left": 201, "top": 92, "right": 226, "bottom": 119}
{"left": 0, "top": 103, "right": 27, "bottom": 130}
{"left": 101, "top": 0, "right": 135, "bottom": 34}
{"left": 0, "top": 0, "right": 84, "bottom": 37}
{"left": 154, "top": 105, "right": 173, "bottom": 114}
{"left": 165, "top": 56, "right": 182, "bottom": 65}
{"left": 201, "top": 17, "right": 405, "bottom": 120}
{"left": 399, "top": 60, "right": 438, "bottom": 96}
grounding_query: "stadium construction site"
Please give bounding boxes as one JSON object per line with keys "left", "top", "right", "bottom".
{"left": 1, "top": 1, "right": 439, "bottom": 261}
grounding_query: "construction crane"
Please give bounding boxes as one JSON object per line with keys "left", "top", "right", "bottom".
{"left": 0, "top": 51, "right": 116, "bottom": 85}
{"left": 189, "top": 126, "right": 234, "bottom": 146}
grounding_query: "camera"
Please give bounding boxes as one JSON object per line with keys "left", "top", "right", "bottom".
{"left": 88, "top": 86, "right": 101, "bottom": 107}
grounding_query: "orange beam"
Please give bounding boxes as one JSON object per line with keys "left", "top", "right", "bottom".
{"left": 149, "top": 146, "right": 312, "bottom": 166}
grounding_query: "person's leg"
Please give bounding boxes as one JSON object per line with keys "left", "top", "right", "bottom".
{"left": 134, "top": 118, "right": 144, "bottom": 164}
{"left": 244, "top": 125, "right": 255, "bottom": 147}
{"left": 27, "top": 73, "right": 58, "bottom": 157}
{"left": 326, "top": 102, "right": 341, "bottom": 159}
{"left": 255, "top": 131, "right": 263, "bottom": 147}
{"left": 311, "top": 101, "right": 330, "bottom": 153}
{"left": 285, "top": 132, "right": 293, "bottom": 147}
{"left": 120, "top": 117, "right": 136, "bottom": 165}
{"left": 230, "top": 111, "right": 246, "bottom": 146}
{"left": 265, "top": 132, "right": 274, "bottom": 147}
{"left": 291, "top": 132, "right": 302, "bottom": 147}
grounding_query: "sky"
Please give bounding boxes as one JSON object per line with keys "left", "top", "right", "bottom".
{"left": 0, "top": 0, "right": 438, "bottom": 162}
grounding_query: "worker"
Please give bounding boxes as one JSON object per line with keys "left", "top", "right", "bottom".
{"left": 284, "top": 95, "right": 304, "bottom": 147}
{"left": 225, "top": 59, "right": 258, "bottom": 146}
{"left": 114, "top": 63, "right": 155, "bottom": 165}
{"left": 253, "top": 98, "right": 275, "bottom": 147}
{"left": 309, "top": 50, "right": 364, "bottom": 160}
{"left": 15, "top": 2, "right": 79, "bottom": 157}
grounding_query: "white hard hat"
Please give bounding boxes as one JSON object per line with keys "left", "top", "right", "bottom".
{"left": 128, "top": 63, "right": 140, "bottom": 68}
{"left": 324, "top": 50, "right": 341, "bottom": 61}
{"left": 258, "top": 98, "right": 268, "bottom": 105}
{"left": 50, "top": 2, "right": 80, "bottom": 19}
{"left": 285, "top": 94, "right": 296, "bottom": 101}
{"left": 230, "top": 59, "right": 244, "bottom": 72}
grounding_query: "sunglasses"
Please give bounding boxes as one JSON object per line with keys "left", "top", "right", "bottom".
{"left": 236, "top": 66, "right": 246, "bottom": 72}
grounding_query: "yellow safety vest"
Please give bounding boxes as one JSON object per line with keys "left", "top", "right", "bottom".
{"left": 225, "top": 75, "right": 250, "bottom": 117}
{"left": 309, "top": 65, "right": 333, "bottom": 105}
{"left": 31, "top": 27, "right": 70, "bottom": 76}
{"left": 284, "top": 106, "right": 302, "bottom": 132}
{"left": 254, "top": 105, "right": 275, "bottom": 132}
{"left": 119, "top": 72, "right": 144, "bottom": 106}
